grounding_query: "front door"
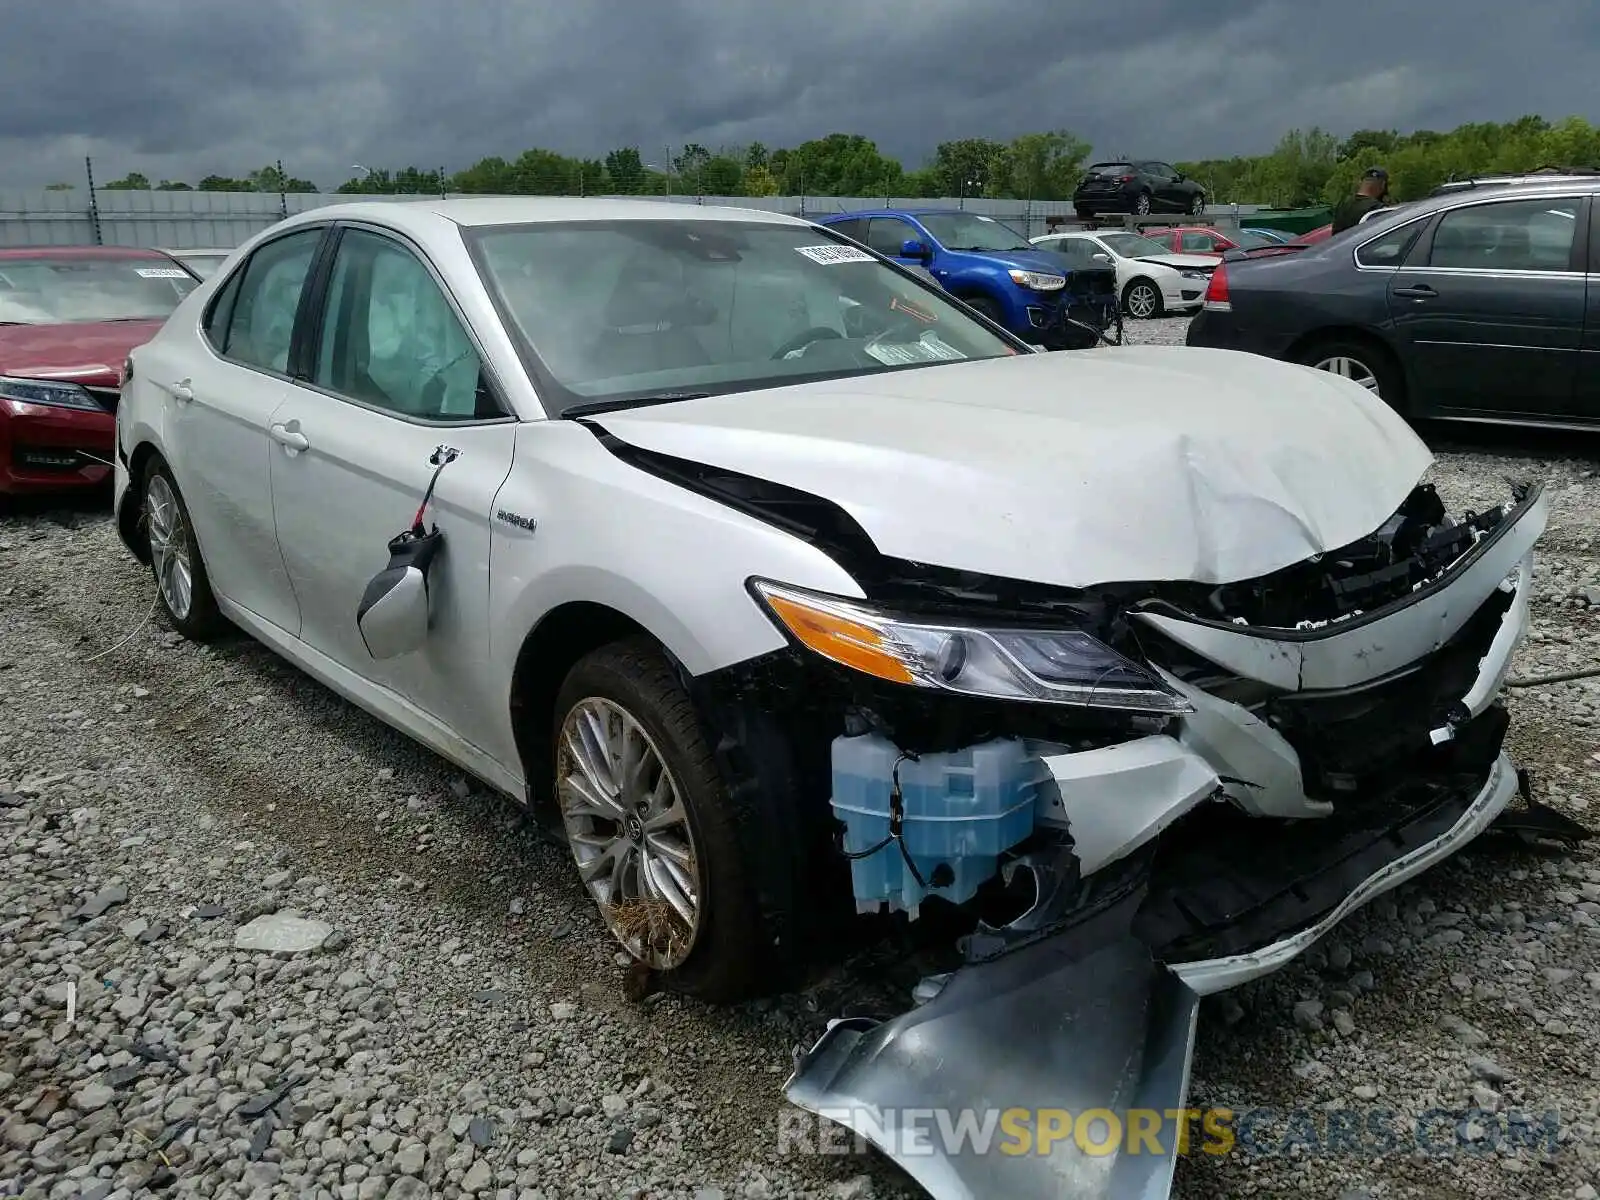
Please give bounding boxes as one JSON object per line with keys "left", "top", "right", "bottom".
{"left": 156, "top": 225, "right": 329, "bottom": 636}
{"left": 1387, "top": 194, "right": 1587, "bottom": 419}
{"left": 267, "top": 224, "right": 518, "bottom": 756}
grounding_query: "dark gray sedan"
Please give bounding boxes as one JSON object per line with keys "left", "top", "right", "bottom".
{"left": 1187, "top": 179, "right": 1599, "bottom": 429}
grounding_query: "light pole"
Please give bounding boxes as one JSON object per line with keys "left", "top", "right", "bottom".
{"left": 351, "top": 163, "right": 374, "bottom": 191}
{"left": 645, "top": 161, "right": 673, "bottom": 197}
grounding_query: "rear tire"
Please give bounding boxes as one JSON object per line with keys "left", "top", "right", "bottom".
{"left": 551, "top": 638, "right": 766, "bottom": 1003}
{"left": 1296, "top": 336, "right": 1406, "bottom": 412}
{"left": 140, "top": 457, "right": 226, "bottom": 642}
{"left": 1122, "top": 277, "right": 1164, "bottom": 320}
{"left": 1133, "top": 191, "right": 1152, "bottom": 216}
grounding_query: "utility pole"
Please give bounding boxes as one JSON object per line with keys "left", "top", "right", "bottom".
{"left": 275, "top": 158, "right": 288, "bottom": 218}
{"left": 84, "top": 156, "right": 102, "bottom": 245}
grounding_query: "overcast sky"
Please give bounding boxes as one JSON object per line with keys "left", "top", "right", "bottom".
{"left": 1, "top": 0, "right": 1593, "bottom": 190}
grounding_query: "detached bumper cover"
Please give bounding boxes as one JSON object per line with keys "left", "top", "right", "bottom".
{"left": 787, "top": 893, "right": 1198, "bottom": 1200}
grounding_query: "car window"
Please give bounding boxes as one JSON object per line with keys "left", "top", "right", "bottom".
{"left": 1179, "top": 232, "right": 1216, "bottom": 252}
{"left": 1045, "top": 238, "right": 1093, "bottom": 267}
{"left": 826, "top": 218, "right": 866, "bottom": 245}
{"left": 0, "top": 254, "right": 198, "bottom": 325}
{"left": 468, "top": 218, "right": 1022, "bottom": 414}
{"left": 1355, "top": 220, "right": 1426, "bottom": 268}
{"left": 866, "top": 217, "right": 918, "bottom": 257}
{"left": 1428, "top": 198, "right": 1582, "bottom": 272}
{"left": 1150, "top": 163, "right": 1176, "bottom": 179}
{"left": 314, "top": 228, "right": 488, "bottom": 421}
{"left": 218, "top": 229, "right": 322, "bottom": 374}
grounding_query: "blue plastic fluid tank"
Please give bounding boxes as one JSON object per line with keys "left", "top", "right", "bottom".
{"left": 830, "top": 734, "right": 1040, "bottom": 917}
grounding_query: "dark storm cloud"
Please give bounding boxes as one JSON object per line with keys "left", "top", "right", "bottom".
{"left": 0, "top": 0, "right": 1594, "bottom": 189}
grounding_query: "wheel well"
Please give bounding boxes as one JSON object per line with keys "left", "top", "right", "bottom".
{"left": 1285, "top": 327, "right": 1408, "bottom": 407}
{"left": 118, "top": 441, "right": 161, "bottom": 564}
{"left": 508, "top": 602, "right": 657, "bottom": 811}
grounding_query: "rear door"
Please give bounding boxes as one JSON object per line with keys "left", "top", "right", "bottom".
{"left": 157, "top": 224, "right": 331, "bottom": 635}
{"left": 1386, "top": 194, "right": 1588, "bottom": 420}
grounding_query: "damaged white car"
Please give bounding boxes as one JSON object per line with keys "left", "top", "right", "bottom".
{"left": 113, "top": 198, "right": 1558, "bottom": 1200}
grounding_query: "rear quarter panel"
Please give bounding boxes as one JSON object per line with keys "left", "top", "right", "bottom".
{"left": 1224, "top": 248, "right": 1398, "bottom": 359}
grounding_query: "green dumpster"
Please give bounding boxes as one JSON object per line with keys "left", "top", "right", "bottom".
{"left": 1236, "top": 206, "right": 1333, "bottom": 236}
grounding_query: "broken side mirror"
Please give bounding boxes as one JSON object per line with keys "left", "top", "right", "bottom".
{"left": 356, "top": 530, "right": 442, "bottom": 659}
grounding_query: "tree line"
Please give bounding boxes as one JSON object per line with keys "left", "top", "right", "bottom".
{"left": 64, "top": 115, "right": 1600, "bottom": 209}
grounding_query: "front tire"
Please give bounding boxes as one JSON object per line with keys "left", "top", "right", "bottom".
{"left": 551, "top": 639, "right": 763, "bottom": 1002}
{"left": 1122, "top": 277, "right": 1163, "bottom": 319}
{"left": 141, "top": 458, "right": 225, "bottom": 641}
{"left": 1188, "top": 192, "right": 1206, "bottom": 216}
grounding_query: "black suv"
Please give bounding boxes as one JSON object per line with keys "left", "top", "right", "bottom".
{"left": 1074, "top": 160, "right": 1207, "bottom": 219}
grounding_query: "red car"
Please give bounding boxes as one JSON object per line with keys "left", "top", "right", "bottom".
{"left": 1136, "top": 226, "right": 1243, "bottom": 256}
{"left": 0, "top": 247, "right": 198, "bottom": 496}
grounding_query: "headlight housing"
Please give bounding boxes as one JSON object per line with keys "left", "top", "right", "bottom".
{"left": 0, "top": 376, "right": 104, "bottom": 412}
{"left": 1181, "top": 270, "right": 1210, "bottom": 281}
{"left": 1007, "top": 269, "right": 1066, "bottom": 292}
{"left": 751, "top": 580, "right": 1191, "bottom": 714}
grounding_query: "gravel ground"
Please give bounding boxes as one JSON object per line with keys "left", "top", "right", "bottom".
{"left": 2, "top": 314, "right": 1599, "bottom": 1200}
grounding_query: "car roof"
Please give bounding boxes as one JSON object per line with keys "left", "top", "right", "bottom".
{"left": 820, "top": 208, "right": 971, "bottom": 221}
{"left": 272, "top": 197, "right": 809, "bottom": 239}
{"left": 0, "top": 245, "right": 175, "bottom": 261}
{"left": 1342, "top": 177, "right": 1600, "bottom": 241}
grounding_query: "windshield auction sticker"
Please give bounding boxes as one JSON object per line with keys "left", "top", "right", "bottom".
{"left": 795, "top": 244, "right": 876, "bottom": 265}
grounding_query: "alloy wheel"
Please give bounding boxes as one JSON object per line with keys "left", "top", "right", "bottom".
{"left": 145, "top": 474, "right": 194, "bottom": 621}
{"left": 1125, "top": 284, "right": 1159, "bottom": 319}
{"left": 1135, "top": 193, "right": 1152, "bottom": 215}
{"left": 556, "top": 697, "right": 702, "bottom": 970}
{"left": 1190, "top": 195, "right": 1205, "bottom": 215}
{"left": 1313, "top": 355, "right": 1381, "bottom": 394}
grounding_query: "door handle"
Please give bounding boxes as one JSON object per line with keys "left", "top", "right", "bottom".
{"left": 167, "top": 379, "right": 194, "bottom": 403}
{"left": 269, "top": 423, "right": 310, "bottom": 452}
{"left": 1393, "top": 284, "right": 1437, "bottom": 299}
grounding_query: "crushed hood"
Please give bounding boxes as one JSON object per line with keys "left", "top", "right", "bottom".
{"left": 1131, "top": 252, "right": 1218, "bottom": 272}
{"left": 0, "top": 319, "right": 164, "bottom": 387}
{"left": 594, "top": 346, "right": 1433, "bottom": 589}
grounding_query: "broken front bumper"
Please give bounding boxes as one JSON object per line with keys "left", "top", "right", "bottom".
{"left": 788, "top": 485, "right": 1547, "bottom": 1200}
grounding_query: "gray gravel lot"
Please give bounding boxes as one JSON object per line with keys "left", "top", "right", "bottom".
{"left": 3, "top": 315, "right": 1599, "bottom": 1200}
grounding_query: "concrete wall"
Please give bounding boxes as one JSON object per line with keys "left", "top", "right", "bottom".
{"left": 0, "top": 188, "right": 1269, "bottom": 249}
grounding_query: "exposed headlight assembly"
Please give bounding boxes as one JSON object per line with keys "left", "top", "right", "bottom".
{"left": 0, "top": 376, "right": 104, "bottom": 412}
{"left": 752, "top": 580, "right": 1191, "bottom": 714}
{"left": 1007, "top": 269, "right": 1066, "bottom": 292}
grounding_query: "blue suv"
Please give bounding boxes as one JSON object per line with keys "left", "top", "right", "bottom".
{"left": 816, "top": 208, "right": 1102, "bottom": 343}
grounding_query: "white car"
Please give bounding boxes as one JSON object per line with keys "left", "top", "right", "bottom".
{"left": 113, "top": 198, "right": 1547, "bottom": 1200}
{"left": 158, "top": 248, "right": 233, "bottom": 280}
{"left": 1031, "top": 229, "right": 1217, "bottom": 318}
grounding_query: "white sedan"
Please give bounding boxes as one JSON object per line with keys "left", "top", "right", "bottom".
{"left": 1031, "top": 228, "right": 1217, "bottom": 318}
{"left": 112, "top": 198, "right": 1545, "bottom": 1200}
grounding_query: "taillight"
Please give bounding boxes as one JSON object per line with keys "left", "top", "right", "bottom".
{"left": 1119, "top": 174, "right": 1136, "bottom": 182}
{"left": 1203, "top": 265, "right": 1231, "bottom": 312}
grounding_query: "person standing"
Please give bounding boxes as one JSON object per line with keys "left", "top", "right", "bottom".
{"left": 1331, "top": 167, "right": 1391, "bottom": 234}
